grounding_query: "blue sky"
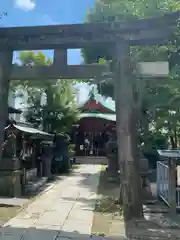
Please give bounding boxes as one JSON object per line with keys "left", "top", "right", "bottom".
{"left": 2, "top": 0, "right": 95, "bottom": 104}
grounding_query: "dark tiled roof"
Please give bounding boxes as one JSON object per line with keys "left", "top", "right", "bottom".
{"left": 8, "top": 106, "right": 22, "bottom": 114}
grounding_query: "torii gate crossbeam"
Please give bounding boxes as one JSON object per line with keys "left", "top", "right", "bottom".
{"left": 0, "top": 10, "right": 179, "bottom": 221}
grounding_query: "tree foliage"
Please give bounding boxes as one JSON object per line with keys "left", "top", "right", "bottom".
{"left": 13, "top": 51, "right": 79, "bottom": 133}
{"left": 84, "top": 0, "right": 180, "bottom": 96}
{"left": 83, "top": 0, "right": 180, "bottom": 148}
{"left": 83, "top": 1, "right": 180, "bottom": 220}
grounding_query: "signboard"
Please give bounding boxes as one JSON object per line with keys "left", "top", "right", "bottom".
{"left": 157, "top": 150, "right": 180, "bottom": 159}
{"left": 138, "top": 61, "right": 169, "bottom": 77}
{"left": 177, "top": 165, "right": 180, "bottom": 186}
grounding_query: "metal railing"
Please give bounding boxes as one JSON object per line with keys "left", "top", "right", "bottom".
{"left": 157, "top": 161, "right": 180, "bottom": 208}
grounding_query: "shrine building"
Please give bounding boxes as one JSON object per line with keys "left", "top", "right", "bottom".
{"left": 72, "top": 93, "right": 116, "bottom": 156}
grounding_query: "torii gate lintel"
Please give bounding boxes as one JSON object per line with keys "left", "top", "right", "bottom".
{"left": 0, "top": 11, "right": 179, "bottom": 210}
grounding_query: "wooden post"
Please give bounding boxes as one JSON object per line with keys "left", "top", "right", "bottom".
{"left": 168, "top": 158, "right": 176, "bottom": 216}
{"left": 114, "top": 40, "right": 143, "bottom": 221}
{"left": 0, "top": 50, "right": 13, "bottom": 161}
{"left": 53, "top": 49, "right": 67, "bottom": 67}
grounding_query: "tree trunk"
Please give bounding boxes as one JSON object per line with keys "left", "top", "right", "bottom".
{"left": 142, "top": 111, "right": 149, "bottom": 145}
{"left": 173, "top": 127, "right": 177, "bottom": 149}
{"left": 0, "top": 50, "right": 13, "bottom": 161}
{"left": 44, "top": 84, "right": 54, "bottom": 132}
{"left": 168, "top": 123, "right": 177, "bottom": 149}
{"left": 170, "top": 135, "right": 176, "bottom": 149}
{"left": 114, "top": 41, "right": 143, "bottom": 220}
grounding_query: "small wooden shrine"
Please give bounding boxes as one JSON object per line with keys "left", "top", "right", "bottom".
{"left": 73, "top": 93, "right": 116, "bottom": 156}
{"left": 0, "top": 120, "right": 53, "bottom": 197}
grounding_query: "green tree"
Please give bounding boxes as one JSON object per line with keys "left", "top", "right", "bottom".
{"left": 83, "top": 0, "right": 180, "bottom": 143}
{"left": 83, "top": 0, "right": 180, "bottom": 99}
{"left": 83, "top": 0, "right": 180, "bottom": 220}
{"left": 14, "top": 51, "right": 79, "bottom": 133}
{"left": 11, "top": 51, "right": 53, "bottom": 103}
{"left": 24, "top": 80, "right": 79, "bottom": 133}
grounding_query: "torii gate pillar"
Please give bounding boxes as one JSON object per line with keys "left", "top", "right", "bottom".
{"left": 0, "top": 50, "right": 13, "bottom": 158}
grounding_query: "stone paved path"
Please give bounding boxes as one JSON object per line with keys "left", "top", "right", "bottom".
{"left": 0, "top": 165, "right": 104, "bottom": 240}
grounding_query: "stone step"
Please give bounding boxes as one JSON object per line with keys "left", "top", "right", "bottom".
{"left": 25, "top": 177, "right": 48, "bottom": 195}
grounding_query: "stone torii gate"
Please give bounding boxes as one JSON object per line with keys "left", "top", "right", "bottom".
{"left": 0, "top": 11, "right": 180, "bottom": 220}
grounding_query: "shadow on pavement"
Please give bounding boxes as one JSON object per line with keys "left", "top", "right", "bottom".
{"left": 77, "top": 166, "right": 180, "bottom": 239}
{"left": 0, "top": 165, "right": 124, "bottom": 240}
{"left": 124, "top": 217, "right": 180, "bottom": 240}
{"left": 79, "top": 167, "right": 119, "bottom": 199}
{"left": 0, "top": 226, "right": 112, "bottom": 240}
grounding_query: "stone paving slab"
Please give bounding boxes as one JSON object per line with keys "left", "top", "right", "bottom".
{"left": 0, "top": 198, "right": 29, "bottom": 207}
{"left": 17, "top": 210, "right": 42, "bottom": 219}
{"left": 32, "top": 224, "right": 61, "bottom": 230}
{"left": 0, "top": 235, "right": 23, "bottom": 240}
{"left": 35, "top": 210, "right": 68, "bottom": 226}
{"left": 68, "top": 209, "right": 94, "bottom": 221}
{"left": 57, "top": 230, "right": 96, "bottom": 239}
{"left": 5, "top": 218, "right": 36, "bottom": 228}
{"left": 22, "top": 228, "right": 59, "bottom": 240}
{"left": 0, "top": 165, "right": 102, "bottom": 240}
{"left": 62, "top": 218, "right": 92, "bottom": 233}
{"left": 0, "top": 227, "right": 26, "bottom": 240}
{"left": 56, "top": 235, "right": 127, "bottom": 240}
{"left": 109, "top": 221, "right": 126, "bottom": 238}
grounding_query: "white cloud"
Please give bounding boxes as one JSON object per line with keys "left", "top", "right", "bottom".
{"left": 15, "top": 0, "right": 36, "bottom": 11}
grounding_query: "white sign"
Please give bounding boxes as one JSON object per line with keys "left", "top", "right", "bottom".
{"left": 138, "top": 61, "right": 169, "bottom": 77}
{"left": 157, "top": 150, "right": 180, "bottom": 158}
{"left": 91, "top": 61, "right": 169, "bottom": 85}
{"left": 177, "top": 166, "right": 180, "bottom": 186}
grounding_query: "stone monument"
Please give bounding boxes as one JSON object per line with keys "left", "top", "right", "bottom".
{"left": 0, "top": 133, "right": 21, "bottom": 197}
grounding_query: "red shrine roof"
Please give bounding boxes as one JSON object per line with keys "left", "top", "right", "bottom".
{"left": 79, "top": 93, "right": 116, "bottom": 122}
{"left": 81, "top": 92, "right": 115, "bottom": 114}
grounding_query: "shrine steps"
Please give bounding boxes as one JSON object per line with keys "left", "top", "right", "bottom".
{"left": 75, "top": 156, "right": 108, "bottom": 165}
